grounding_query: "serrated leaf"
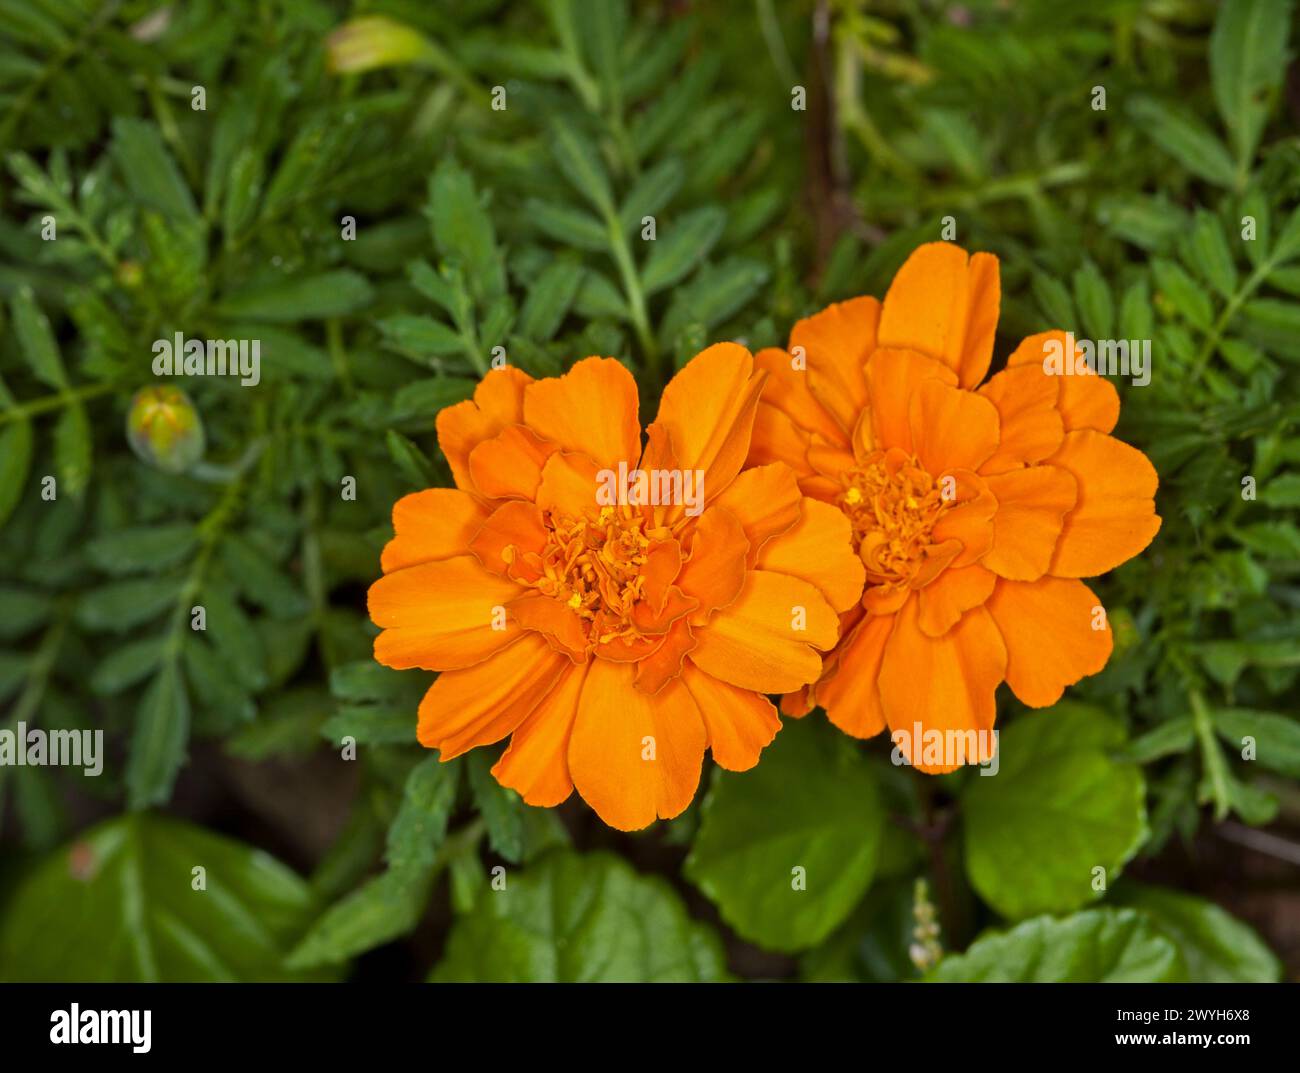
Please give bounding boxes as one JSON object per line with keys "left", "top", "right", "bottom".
{"left": 126, "top": 659, "right": 190, "bottom": 811}
{"left": 549, "top": 117, "right": 615, "bottom": 218}
{"left": 432, "top": 851, "right": 729, "bottom": 982}
{"left": 640, "top": 206, "right": 726, "bottom": 295}
{"left": 925, "top": 908, "right": 1186, "bottom": 983}
{"left": 1125, "top": 97, "right": 1237, "bottom": 188}
{"left": 1113, "top": 882, "right": 1282, "bottom": 982}
{"left": 465, "top": 750, "right": 524, "bottom": 864}
{"left": 385, "top": 754, "right": 458, "bottom": 878}
{"left": 0, "top": 419, "right": 34, "bottom": 530}
{"left": 427, "top": 159, "right": 506, "bottom": 303}
{"left": 109, "top": 117, "right": 199, "bottom": 224}
{"left": 216, "top": 271, "right": 373, "bottom": 322}
{"left": 519, "top": 258, "right": 584, "bottom": 342}
{"left": 87, "top": 524, "right": 198, "bottom": 574}
{"left": 1209, "top": 0, "right": 1292, "bottom": 171}
{"left": 10, "top": 287, "right": 66, "bottom": 389}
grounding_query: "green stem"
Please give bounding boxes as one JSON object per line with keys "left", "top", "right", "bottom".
{"left": 607, "top": 218, "right": 659, "bottom": 379}
{"left": 0, "top": 382, "right": 115, "bottom": 425}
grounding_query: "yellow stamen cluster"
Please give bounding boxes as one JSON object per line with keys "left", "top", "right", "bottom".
{"left": 533, "top": 507, "right": 654, "bottom": 643}
{"left": 836, "top": 452, "right": 948, "bottom": 584}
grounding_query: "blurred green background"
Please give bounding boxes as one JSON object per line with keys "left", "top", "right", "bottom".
{"left": 0, "top": 0, "right": 1297, "bottom": 982}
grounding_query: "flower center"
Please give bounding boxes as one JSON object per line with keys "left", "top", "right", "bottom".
{"left": 515, "top": 506, "right": 657, "bottom": 644}
{"left": 835, "top": 450, "right": 948, "bottom": 585}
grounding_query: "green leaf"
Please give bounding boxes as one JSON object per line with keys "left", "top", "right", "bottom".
{"left": 87, "top": 524, "right": 198, "bottom": 574}
{"left": 385, "top": 755, "right": 458, "bottom": 878}
{"left": 685, "top": 717, "right": 884, "bottom": 952}
{"left": 320, "top": 704, "right": 414, "bottom": 745}
{"left": 618, "top": 156, "right": 685, "bottom": 235}
{"left": 126, "top": 659, "right": 190, "bottom": 811}
{"left": 386, "top": 429, "right": 435, "bottom": 487}
{"left": 1112, "top": 882, "right": 1282, "bottom": 982}
{"left": 216, "top": 270, "right": 374, "bottom": 322}
{"left": 0, "top": 813, "right": 330, "bottom": 981}
{"left": 1186, "top": 210, "right": 1239, "bottom": 298}
{"left": 427, "top": 159, "right": 506, "bottom": 303}
{"left": 465, "top": 750, "right": 525, "bottom": 864}
{"left": 0, "top": 585, "right": 52, "bottom": 640}
{"left": 925, "top": 908, "right": 1187, "bottom": 983}
{"left": 1125, "top": 97, "right": 1237, "bottom": 188}
{"left": 1030, "top": 271, "right": 1075, "bottom": 327}
{"left": 640, "top": 206, "right": 726, "bottom": 295}
{"left": 525, "top": 198, "right": 608, "bottom": 252}
{"left": 91, "top": 636, "right": 166, "bottom": 695}
{"left": 0, "top": 419, "right": 34, "bottom": 530}
{"left": 432, "top": 851, "right": 730, "bottom": 982}
{"left": 10, "top": 287, "right": 67, "bottom": 389}
{"left": 76, "top": 576, "right": 183, "bottom": 633}
{"left": 1071, "top": 259, "right": 1114, "bottom": 339}
{"left": 377, "top": 314, "right": 464, "bottom": 359}
{"left": 1212, "top": 706, "right": 1300, "bottom": 778}
{"left": 660, "top": 256, "right": 768, "bottom": 344}
{"left": 1209, "top": 0, "right": 1292, "bottom": 171}
{"left": 1152, "top": 257, "right": 1214, "bottom": 330}
{"left": 963, "top": 703, "right": 1147, "bottom": 919}
{"left": 52, "top": 402, "right": 91, "bottom": 497}
{"left": 549, "top": 117, "right": 615, "bottom": 218}
{"left": 285, "top": 868, "right": 433, "bottom": 970}
{"left": 110, "top": 117, "right": 199, "bottom": 224}
{"left": 518, "top": 257, "right": 584, "bottom": 342}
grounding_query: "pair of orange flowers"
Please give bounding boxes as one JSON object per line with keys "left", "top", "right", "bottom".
{"left": 368, "top": 243, "right": 1161, "bottom": 830}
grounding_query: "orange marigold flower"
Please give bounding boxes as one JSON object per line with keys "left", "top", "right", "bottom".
{"left": 747, "top": 242, "right": 1162, "bottom": 770}
{"left": 368, "top": 344, "right": 864, "bottom": 830}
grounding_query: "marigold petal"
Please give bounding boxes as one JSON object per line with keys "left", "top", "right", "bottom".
{"left": 535, "top": 449, "right": 603, "bottom": 519}
{"left": 909, "top": 379, "right": 1001, "bottom": 476}
{"left": 712, "top": 463, "right": 802, "bottom": 565}
{"left": 417, "top": 632, "right": 569, "bottom": 758}
{"left": 436, "top": 366, "right": 532, "bottom": 492}
{"left": 986, "top": 576, "right": 1113, "bottom": 707}
{"left": 754, "top": 346, "right": 846, "bottom": 447}
{"left": 878, "top": 595, "right": 1006, "bottom": 773}
{"left": 646, "top": 342, "right": 764, "bottom": 520}
{"left": 747, "top": 403, "right": 817, "bottom": 480}
{"left": 1047, "top": 430, "right": 1161, "bottom": 577}
{"left": 381, "top": 489, "right": 490, "bottom": 573}
{"left": 929, "top": 469, "right": 997, "bottom": 568}
{"left": 757, "top": 498, "right": 866, "bottom": 613}
{"left": 676, "top": 505, "right": 749, "bottom": 619}
{"left": 523, "top": 356, "right": 641, "bottom": 470}
{"left": 787, "top": 296, "right": 878, "bottom": 437}
{"left": 878, "top": 242, "right": 1000, "bottom": 388}
{"left": 681, "top": 663, "right": 780, "bottom": 772}
{"left": 976, "top": 364, "right": 1064, "bottom": 474}
{"left": 982, "top": 465, "right": 1078, "bottom": 581}
{"left": 568, "top": 659, "right": 705, "bottom": 831}
{"left": 1007, "top": 331, "right": 1119, "bottom": 434}
{"left": 468, "top": 424, "right": 556, "bottom": 500}
{"left": 469, "top": 500, "right": 548, "bottom": 577}
{"left": 917, "top": 563, "right": 997, "bottom": 637}
{"left": 492, "top": 661, "right": 588, "bottom": 807}
{"left": 369, "top": 556, "right": 523, "bottom": 670}
{"left": 689, "top": 570, "right": 837, "bottom": 693}
{"left": 507, "top": 592, "right": 588, "bottom": 658}
{"left": 817, "top": 612, "right": 892, "bottom": 738}
{"left": 864, "top": 346, "right": 957, "bottom": 454}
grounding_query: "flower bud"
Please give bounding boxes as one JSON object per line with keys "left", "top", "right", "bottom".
{"left": 126, "top": 385, "right": 206, "bottom": 473}
{"left": 325, "top": 16, "right": 434, "bottom": 75}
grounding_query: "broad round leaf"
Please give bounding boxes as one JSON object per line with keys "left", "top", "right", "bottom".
{"left": 963, "top": 703, "right": 1147, "bottom": 919}
{"left": 685, "top": 716, "right": 884, "bottom": 953}
{"left": 431, "top": 850, "right": 728, "bottom": 982}
{"left": 926, "top": 908, "right": 1187, "bottom": 982}
{"left": 0, "top": 813, "right": 333, "bottom": 982}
